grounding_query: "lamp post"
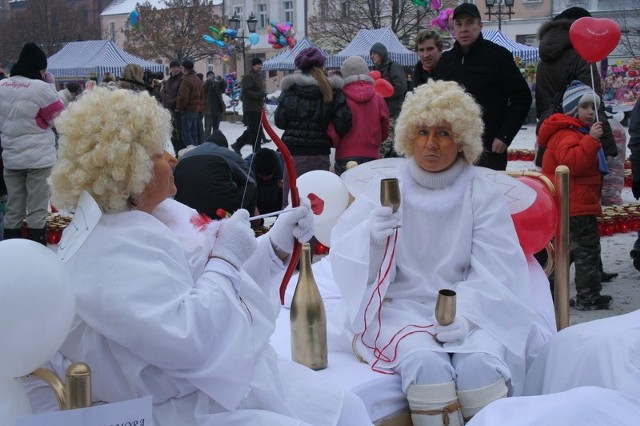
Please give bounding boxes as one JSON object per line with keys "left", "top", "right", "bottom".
{"left": 485, "top": 0, "right": 514, "bottom": 32}
{"left": 227, "top": 11, "right": 258, "bottom": 75}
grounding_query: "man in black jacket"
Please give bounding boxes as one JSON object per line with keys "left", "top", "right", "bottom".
{"left": 232, "top": 57, "right": 266, "bottom": 154}
{"left": 434, "top": 3, "right": 532, "bottom": 171}
{"left": 161, "top": 60, "right": 184, "bottom": 154}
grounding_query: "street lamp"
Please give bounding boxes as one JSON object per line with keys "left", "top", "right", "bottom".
{"left": 485, "top": 0, "right": 514, "bottom": 32}
{"left": 227, "top": 11, "right": 258, "bottom": 75}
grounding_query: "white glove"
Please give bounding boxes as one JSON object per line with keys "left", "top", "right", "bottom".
{"left": 268, "top": 198, "right": 314, "bottom": 254}
{"left": 210, "top": 209, "right": 257, "bottom": 270}
{"left": 367, "top": 206, "right": 400, "bottom": 282}
{"left": 433, "top": 315, "right": 469, "bottom": 345}
{"left": 370, "top": 206, "right": 401, "bottom": 244}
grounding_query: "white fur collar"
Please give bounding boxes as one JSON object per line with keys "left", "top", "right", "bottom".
{"left": 400, "top": 158, "right": 475, "bottom": 213}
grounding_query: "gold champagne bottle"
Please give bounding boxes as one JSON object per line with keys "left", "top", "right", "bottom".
{"left": 290, "top": 243, "right": 328, "bottom": 370}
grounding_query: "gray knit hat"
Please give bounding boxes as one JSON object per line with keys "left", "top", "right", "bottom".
{"left": 341, "top": 56, "right": 371, "bottom": 82}
{"left": 562, "top": 80, "right": 601, "bottom": 117}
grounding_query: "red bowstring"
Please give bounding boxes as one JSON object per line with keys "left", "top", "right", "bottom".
{"left": 260, "top": 109, "right": 300, "bottom": 304}
{"left": 358, "top": 230, "right": 435, "bottom": 374}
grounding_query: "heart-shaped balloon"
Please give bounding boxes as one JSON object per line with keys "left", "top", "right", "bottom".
{"left": 569, "top": 17, "right": 621, "bottom": 64}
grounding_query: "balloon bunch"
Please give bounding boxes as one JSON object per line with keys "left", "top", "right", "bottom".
{"left": 224, "top": 71, "right": 238, "bottom": 97}
{"left": 267, "top": 21, "right": 296, "bottom": 49}
{"left": 203, "top": 26, "right": 237, "bottom": 47}
{"left": 129, "top": 10, "right": 140, "bottom": 30}
{"left": 411, "top": 0, "right": 442, "bottom": 8}
{"left": 367, "top": 70, "right": 394, "bottom": 98}
{"left": 430, "top": 8, "right": 453, "bottom": 33}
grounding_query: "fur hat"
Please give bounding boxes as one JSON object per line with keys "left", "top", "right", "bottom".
{"left": 369, "top": 42, "right": 388, "bottom": 57}
{"left": 169, "top": 60, "right": 180, "bottom": 68}
{"left": 294, "top": 47, "right": 325, "bottom": 71}
{"left": 562, "top": 80, "right": 601, "bottom": 117}
{"left": 18, "top": 42, "right": 47, "bottom": 71}
{"left": 553, "top": 7, "right": 591, "bottom": 21}
{"left": 251, "top": 57, "right": 263, "bottom": 66}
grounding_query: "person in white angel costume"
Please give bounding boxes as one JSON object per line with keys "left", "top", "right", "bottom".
{"left": 38, "top": 87, "right": 373, "bottom": 426}
{"left": 330, "top": 80, "right": 538, "bottom": 426}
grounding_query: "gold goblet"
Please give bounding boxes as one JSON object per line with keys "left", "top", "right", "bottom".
{"left": 380, "top": 178, "right": 401, "bottom": 212}
{"left": 434, "top": 289, "right": 456, "bottom": 344}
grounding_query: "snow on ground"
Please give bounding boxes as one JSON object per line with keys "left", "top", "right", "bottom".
{"left": 217, "top": 119, "right": 640, "bottom": 326}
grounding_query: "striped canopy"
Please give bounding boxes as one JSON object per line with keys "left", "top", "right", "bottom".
{"left": 47, "top": 40, "right": 164, "bottom": 79}
{"left": 325, "top": 28, "right": 418, "bottom": 69}
{"left": 482, "top": 30, "right": 539, "bottom": 63}
{"left": 262, "top": 37, "right": 328, "bottom": 71}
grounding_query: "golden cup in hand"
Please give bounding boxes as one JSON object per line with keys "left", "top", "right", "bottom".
{"left": 433, "top": 289, "right": 456, "bottom": 344}
{"left": 435, "top": 289, "right": 457, "bottom": 326}
{"left": 379, "top": 178, "right": 401, "bottom": 213}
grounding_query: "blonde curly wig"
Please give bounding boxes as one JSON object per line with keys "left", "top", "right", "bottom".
{"left": 394, "top": 79, "right": 484, "bottom": 165}
{"left": 49, "top": 87, "right": 171, "bottom": 213}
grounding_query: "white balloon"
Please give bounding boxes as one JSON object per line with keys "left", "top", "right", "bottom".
{"left": 314, "top": 219, "right": 335, "bottom": 248}
{"left": 292, "top": 170, "right": 350, "bottom": 226}
{"left": 0, "top": 240, "right": 75, "bottom": 378}
{"left": 0, "top": 378, "right": 32, "bottom": 421}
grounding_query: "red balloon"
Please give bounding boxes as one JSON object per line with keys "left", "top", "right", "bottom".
{"left": 511, "top": 176, "right": 557, "bottom": 255}
{"left": 569, "top": 17, "right": 621, "bottom": 63}
{"left": 368, "top": 70, "right": 382, "bottom": 80}
{"left": 374, "top": 78, "right": 394, "bottom": 98}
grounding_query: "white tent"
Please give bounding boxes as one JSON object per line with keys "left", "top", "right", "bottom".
{"left": 482, "top": 30, "right": 539, "bottom": 63}
{"left": 262, "top": 37, "right": 328, "bottom": 71}
{"left": 47, "top": 40, "right": 164, "bottom": 79}
{"left": 325, "top": 28, "right": 418, "bottom": 68}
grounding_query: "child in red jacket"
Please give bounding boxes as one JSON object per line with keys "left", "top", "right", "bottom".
{"left": 537, "top": 80, "right": 612, "bottom": 310}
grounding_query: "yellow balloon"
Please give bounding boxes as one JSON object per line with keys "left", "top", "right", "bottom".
{"left": 223, "top": 57, "right": 230, "bottom": 63}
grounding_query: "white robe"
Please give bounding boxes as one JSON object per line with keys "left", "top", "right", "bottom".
{"left": 469, "top": 310, "right": 640, "bottom": 425}
{"left": 330, "top": 160, "right": 535, "bottom": 394}
{"left": 46, "top": 193, "right": 346, "bottom": 426}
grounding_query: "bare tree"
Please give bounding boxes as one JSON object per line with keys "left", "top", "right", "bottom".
{"left": 123, "top": 0, "right": 224, "bottom": 63}
{"left": 609, "top": 0, "right": 640, "bottom": 57}
{"left": 307, "top": 0, "right": 450, "bottom": 52}
{"left": 0, "top": 0, "right": 98, "bottom": 68}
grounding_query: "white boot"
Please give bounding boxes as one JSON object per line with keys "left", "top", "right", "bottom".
{"left": 407, "top": 382, "right": 463, "bottom": 426}
{"left": 457, "top": 378, "right": 508, "bottom": 421}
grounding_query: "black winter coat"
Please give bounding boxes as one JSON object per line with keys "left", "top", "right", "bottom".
{"left": 412, "top": 61, "right": 439, "bottom": 89}
{"left": 435, "top": 34, "right": 532, "bottom": 150}
{"left": 373, "top": 58, "right": 407, "bottom": 119}
{"left": 535, "top": 18, "right": 617, "bottom": 158}
{"left": 241, "top": 69, "right": 265, "bottom": 113}
{"left": 275, "top": 73, "right": 351, "bottom": 156}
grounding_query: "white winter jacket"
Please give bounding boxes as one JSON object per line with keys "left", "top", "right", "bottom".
{"left": 0, "top": 76, "right": 64, "bottom": 169}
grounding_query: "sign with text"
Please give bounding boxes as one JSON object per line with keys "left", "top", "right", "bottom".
{"left": 16, "top": 396, "right": 152, "bottom": 426}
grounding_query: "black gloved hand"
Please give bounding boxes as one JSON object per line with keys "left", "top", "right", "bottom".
{"left": 633, "top": 180, "right": 640, "bottom": 200}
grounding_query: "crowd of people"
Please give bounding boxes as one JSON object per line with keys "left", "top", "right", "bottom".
{"left": 0, "top": 4, "right": 638, "bottom": 425}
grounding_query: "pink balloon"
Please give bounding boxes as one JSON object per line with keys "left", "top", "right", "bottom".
{"left": 570, "top": 17, "right": 621, "bottom": 63}
{"left": 368, "top": 70, "right": 382, "bottom": 80}
{"left": 511, "top": 177, "right": 557, "bottom": 255}
{"left": 374, "top": 78, "right": 394, "bottom": 98}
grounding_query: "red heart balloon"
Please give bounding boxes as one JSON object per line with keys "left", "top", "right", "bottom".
{"left": 511, "top": 177, "right": 557, "bottom": 255}
{"left": 368, "top": 70, "right": 382, "bottom": 80}
{"left": 569, "top": 17, "right": 621, "bottom": 63}
{"left": 374, "top": 78, "right": 394, "bottom": 98}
